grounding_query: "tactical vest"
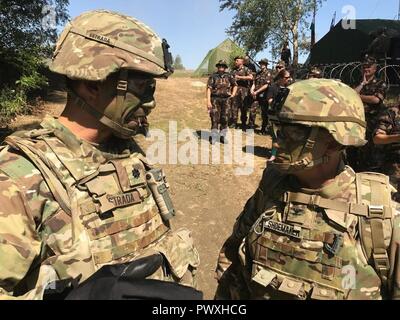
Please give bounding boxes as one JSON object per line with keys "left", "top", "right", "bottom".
{"left": 2, "top": 129, "right": 199, "bottom": 288}
{"left": 248, "top": 172, "right": 394, "bottom": 300}
{"left": 361, "top": 80, "right": 386, "bottom": 138}
{"left": 210, "top": 73, "right": 233, "bottom": 98}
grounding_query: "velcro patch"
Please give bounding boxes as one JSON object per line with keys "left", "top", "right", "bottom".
{"left": 264, "top": 220, "right": 302, "bottom": 239}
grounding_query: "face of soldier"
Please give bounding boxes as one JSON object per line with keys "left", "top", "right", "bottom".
{"left": 260, "top": 64, "right": 268, "bottom": 70}
{"left": 278, "top": 71, "right": 292, "bottom": 87}
{"left": 81, "top": 71, "right": 156, "bottom": 139}
{"left": 235, "top": 59, "right": 244, "bottom": 68}
{"left": 271, "top": 124, "right": 335, "bottom": 174}
{"left": 363, "top": 64, "right": 377, "bottom": 78}
{"left": 217, "top": 66, "right": 227, "bottom": 73}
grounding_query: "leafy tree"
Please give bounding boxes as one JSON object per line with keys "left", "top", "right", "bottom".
{"left": 173, "top": 55, "right": 185, "bottom": 70}
{"left": 0, "top": 0, "right": 69, "bottom": 124}
{"left": 219, "top": 0, "right": 324, "bottom": 66}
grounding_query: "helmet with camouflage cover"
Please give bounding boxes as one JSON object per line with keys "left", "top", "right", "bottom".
{"left": 50, "top": 10, "right": 173, "bottom": 80}
{"left": 269, "top": 79, "right": 367, "bottom": 173}
{"left": 49, "top": 10, "right": 174, "bottom": 139}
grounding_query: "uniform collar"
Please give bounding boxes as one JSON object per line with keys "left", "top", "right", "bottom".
{"left": 40, "top": 115, "right": 132, "bottom": 162}
{"left": 290, "top": 162, "right": 356, "bottom": 199}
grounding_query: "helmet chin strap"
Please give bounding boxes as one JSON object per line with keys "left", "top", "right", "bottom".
{"left": 275, "top": 127, "right": 331, "bottom": 173}
{"left": 68, "top": 70, "right": 137, "bottom": 139}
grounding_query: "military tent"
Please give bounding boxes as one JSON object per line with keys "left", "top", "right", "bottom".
{"left": 309, "top": 19, "right": 400, "bottom": 65}
{"left": 193, "top": 39, "right": 245, "bottom": 76}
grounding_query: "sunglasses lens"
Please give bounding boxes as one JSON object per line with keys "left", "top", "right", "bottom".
{"left": 128, "top": 75, "right": 156, "bottom": 98}
{"left": 271, "top": 122, "right": 310, "bottom": 142}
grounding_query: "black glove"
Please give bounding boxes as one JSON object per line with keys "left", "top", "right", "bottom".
{"left": 63, "top": 254, "right": 203, "bottom": 300}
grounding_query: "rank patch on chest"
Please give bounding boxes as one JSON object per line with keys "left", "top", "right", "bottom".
{"left": 107, "top": 191, "right": 141, "bottom": 208}
{"left": 264, "top": 220, "right": 302, "bottom": 239}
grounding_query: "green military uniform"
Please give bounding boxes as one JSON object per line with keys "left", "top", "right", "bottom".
{"left": 0, "top": 10, "right": 199, "bottom": 300}
{"left": 249, "top": 61, "right": 272, "bottom": 131}
{"left": 230, "top": 65, "right": 252, "bottom": 128}
{"left": 0, "top": 117, "right": 199, "bottom": 299}
{"left": 216, "top": 79, "right": 400, "bottom": 300}
{"left": 207, "top": 61, "right": 237, "bottom": 133}
{"left": 374, "top": 104, "right": 400, "bottom": 201}
{"left": 348, "top": 57, "right": 388, "bottom": 172}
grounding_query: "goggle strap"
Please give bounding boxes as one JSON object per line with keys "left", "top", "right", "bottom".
{"left": 116, "top": 70, "right": 129, "bottom": 110}
{"left": 302, "top": 127, "right": 320, "bottom": 153}
{"left": 68, "top": 89, "right": 135, "bottom": 138}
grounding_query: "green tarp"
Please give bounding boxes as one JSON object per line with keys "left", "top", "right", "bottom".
{"left": 310, "top": 19, "right": 400, "bottom": 65}
{"left": 193, "top": 39, "right": 245, "bottom": 76}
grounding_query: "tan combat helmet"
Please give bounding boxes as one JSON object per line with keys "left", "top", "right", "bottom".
{"left": 271, "top": 79, "right": 367, "bottom": 147}
{"left": 49, "top": 10, "right": 174, "bottom": 139}
{"left": 269, "top": 79, "right": 367, "bottom": 172}
{"left": 50, "top": 10, "right": 174, "bottom": 80}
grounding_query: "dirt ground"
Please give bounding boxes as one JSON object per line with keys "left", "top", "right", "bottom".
{"left": 7, "top": 76, "right": 272, "bottom": 299}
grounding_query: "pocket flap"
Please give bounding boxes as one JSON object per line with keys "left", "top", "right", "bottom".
{"left": 155, "top": 229, "right": 200, "bottom": 279}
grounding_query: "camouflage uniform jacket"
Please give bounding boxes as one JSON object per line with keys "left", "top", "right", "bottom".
{"left": 228, "top": 164, "right": 400, "bottom": 299}
{"left": 207, "top": 72, "right": 237, "bottom": 98}
{"left": 0, "top": 116, "right": 199, "bottom": 299}
{"left": 231, "top": 66, "right": 252, "bottom": 88}
{"left": 374, "top": 105, "right": 400, "bottom": 160}
{"left": 254, "top": 69, "right": 272, "bottom": 101}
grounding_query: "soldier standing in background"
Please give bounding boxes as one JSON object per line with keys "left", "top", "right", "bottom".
{"left": 230, "top": 56, "right": 254, "bottom": 130}
{"left": 249, "top": 59, "right": 272, "bottom": 133}
{"left": 244, "top": 55, "right": 257, "bottom": 74}
{"left": 273, "top": 61, "right": 286, "bottom": 78}
{"left": 374, "top": 103, "right": 400, "bottom": 201}
{"left": 0, "top": 10, "right": 201, "bottom": 300}
{"left": 207, "top": 60, "right": 238, "bottom": 144}
{"left": 349, "top": 54, "right": 388, "bottom": 172}
{"left": 266, "top": 69, "right": 292, "bottom": 162}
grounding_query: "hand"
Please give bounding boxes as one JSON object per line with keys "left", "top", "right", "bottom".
{"left": 207, "top": 103, "right": 212, "bottom": 113}
{"left": 361, "top": 74, "right": 368, "bottom": 86}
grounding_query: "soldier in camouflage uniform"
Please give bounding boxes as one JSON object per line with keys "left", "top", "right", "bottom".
{"left": 272, "top": 60, "right": 286, "bottom": 79}
{"left": 207, "top": 60, "right": 237, "bottom": 144}
{"left": 229, "top": 56, "right": 254, "bottom": 130}
{"left": 215, "top": 79, "right": 400, "bottom": 300}
{"left": 374, "top": 103, "right": 400, "bottom": 202}
{"left": 349, "top": 55, "right": 388, "bottom": 172}
{"left": 249, "top": 59, "right": 272, "bottom": 133}
{"left": 0, "top": 10, "right": 200, "bottom": 300}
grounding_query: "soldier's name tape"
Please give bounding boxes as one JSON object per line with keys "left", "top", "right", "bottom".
{"left": 107, "top": 191, "right": 142, "bottom": 208}
{"left": 263, "top": 220, "right": 302, "bottom": 240}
